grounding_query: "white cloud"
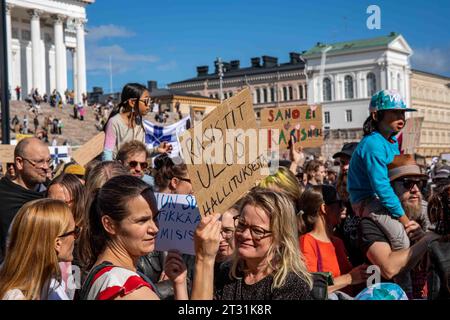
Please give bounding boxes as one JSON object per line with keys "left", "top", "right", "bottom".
{"left": 411, "top": 47, "right": 450, "bottom": 75}
{"left": 156, "top": 60, "right": 177, "bottom": 71}
{"left": 86, "top": 24, "right": 135, "bottom": 42}
{"left": 86, "top": 44, "right": 159, "bottom": 74}
{"left": 84, "top": 24, "right": 159, "bottom": 75}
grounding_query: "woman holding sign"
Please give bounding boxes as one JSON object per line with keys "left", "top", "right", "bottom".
{"left": 79, "top": 175, "right": 188, "bottom": 300}
{"left": 192, "top": 188, "right": 313, "bottom": 300}
{"left": 102, "top": 83, "right": 172, "bottom": 161}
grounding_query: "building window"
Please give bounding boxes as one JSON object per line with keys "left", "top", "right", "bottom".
{"left": 345, "top": 75, "right": 354, "bottom": 99}
{"left": 345, "top": 109, "right": 353, "bottom": 122}
{"left": 305, "top": 85, "right": 307, "bottom": 99}
{"left": 397, "top": 73, "right": 401, "bottom": 93}
{"left": 256, "top": 89, "right": 261, "bottom": 104}
{"left": 323, "top": 78, "right": 331, "bottom": 101}
{"left": 283, "top": 87, "right": 288, "bottom": 101}
{"left": 271, "top": 87, "right": 275, "bottom": 102}
{"left": 299, "top": 85, "right": 304, "bottom": 100}
{"left": 263, "top": 88, "right": 268, "bottom": 102}
{"left": 367, "top": 73, "right": 377, "bottom": 96}
{"left": 289, "top": 86, "right": 293, "bottom": 100}
{"left": 324, "top": 111, "right": 330, "bottom": 124}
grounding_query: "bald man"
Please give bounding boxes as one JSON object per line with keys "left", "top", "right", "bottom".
{"left": 0, "top": 137, "right": 50, "bottom": 262}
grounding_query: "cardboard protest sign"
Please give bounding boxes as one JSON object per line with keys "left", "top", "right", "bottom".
{"left": 179, "top": 87, "right": 270, "bottom": 217}
{"left": 0, "top": 145, "right": 15, "bottom": 164}
{"left": 400, "top": 116, "right": 423, "bottom": 154}
{"left": 260, "top": 105, "right": 323, "bottom": 152}
{"left": 155, "top": 193, "right": 200, "bottom": 255}
{"left": 71, "top": 132, "right": 105, "bottom": 166}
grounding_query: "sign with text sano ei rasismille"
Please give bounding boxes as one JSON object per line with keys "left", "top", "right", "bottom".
{"left": 260, "top": 105, "right": 323, "bottom": 150}
{"left": 179, "top": 88, "right": 270, "bottom": 217}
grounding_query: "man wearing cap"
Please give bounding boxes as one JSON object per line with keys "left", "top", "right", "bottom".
{"left": 359, "top": 155, "right": 439, "bottom": 297}
{"left": 348, "top": 90, "right": 418, "bottom": 251}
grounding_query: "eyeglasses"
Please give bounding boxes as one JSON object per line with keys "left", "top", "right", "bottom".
{"left": 58, "top": 226, "right": 81, "bottom": 240}
{"left": 21, "top": 157, "right": 52, "bottom": 169}
{"left": 139, "top": 97, "right": 153, "bottom": 106}
{"left": 398, "top": 178, "right": 426, "bottom": 191}
{"left": 233, "top": 216, "right": 272, "bottom": 240}
{"left": 220, "top": 228, "right": 234, "bottom": 239}
{"left": 174, "top": 176, "right": 191, "bottom": 183}
{"left": 128, "top": 161, "right": 149, "bottom": 170}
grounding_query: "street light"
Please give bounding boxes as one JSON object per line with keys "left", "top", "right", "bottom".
{"left": 217, "top": 57, "right": 224, "bottom": 102}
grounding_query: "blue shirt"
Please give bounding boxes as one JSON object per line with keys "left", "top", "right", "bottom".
{"left": 347, "top": 131, "right": 404, "bottom": 218}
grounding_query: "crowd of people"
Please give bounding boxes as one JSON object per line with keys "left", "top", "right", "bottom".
{"left": 0, "top": 85, "right": 448, "bottom": 301}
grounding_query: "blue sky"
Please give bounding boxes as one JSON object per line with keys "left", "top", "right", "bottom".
{"left": 79, "top": 0, "right": 450, "bottom": 93}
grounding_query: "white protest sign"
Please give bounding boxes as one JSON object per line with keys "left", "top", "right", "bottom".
{"left": 155, "top": 192, "right": 200, "bottom": 255}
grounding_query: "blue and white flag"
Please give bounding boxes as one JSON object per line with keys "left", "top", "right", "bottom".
{"left": 49, "top": 146, "right": 71, "bottom": 166}
{"left": 143, "top": 116, "right": 190, "bottom": 158}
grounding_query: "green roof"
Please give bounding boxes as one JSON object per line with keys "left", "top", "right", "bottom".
{"left": 303, "top": 32, "right": 401, "bottom": 57}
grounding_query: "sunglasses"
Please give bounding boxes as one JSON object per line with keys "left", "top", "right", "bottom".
{"left": 174, "top": 176, "right": 191, "bottom": 183}
{"left": 128, "top": 161, "right": 149, "bottom": 170}
{"left": 398, "top": 178, "right": 426, "bottom": 191}
{"left": 58, "top": 226, "right": 81, "bottom": 239}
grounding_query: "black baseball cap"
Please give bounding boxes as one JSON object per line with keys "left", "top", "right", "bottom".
{"left": 332, "top": 142, "right": 358, "bottom": 159}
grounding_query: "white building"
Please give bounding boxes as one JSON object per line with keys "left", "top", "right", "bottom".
{"left": 303, "top": 32, "right": 413, "bottom": 130}
{"left": 5, "top": 0, "right": 94, "bottom": 103}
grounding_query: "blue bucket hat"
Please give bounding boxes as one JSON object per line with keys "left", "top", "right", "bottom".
{"left": 369, "top": 89, "right": 416, "bottom": 113}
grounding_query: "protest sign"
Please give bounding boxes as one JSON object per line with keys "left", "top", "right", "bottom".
{"left": 72, "top": 132, "right": 105, "bottom": 166}
{"left": 0, "top": 145, "right": 15, "bottom": 164}
{"left": 400, "top": 116, "right": 423, "bottom": 154}
{"left": 155, "top": 193, "right": 200, "bottom": 255}
{"left": 260, "top": 105, "right": 323, "bottom": 153}
{"left": 179, "top": 87, "right": 270, "bottom": 217}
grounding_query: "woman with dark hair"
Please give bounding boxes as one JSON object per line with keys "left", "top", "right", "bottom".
{"left": 298, "top": 185, "right": 368, "bottom": 295}
{"left": 79, "top": 175, "right": 187, "bottom": 300}
{"left": 102, "top": 83, "right": 172, "bottom": 161}
{"left": 153, "top": 155, "right": 192, "bottom": 194}
{"left": 77, "top": 161, "right": 129, "bottom": 272}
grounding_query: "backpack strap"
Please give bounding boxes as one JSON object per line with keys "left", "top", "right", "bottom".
{"left": 79, "top": 261, "right": 113, "bottom": 300}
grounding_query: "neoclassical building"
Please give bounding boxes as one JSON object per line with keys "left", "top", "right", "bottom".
{"left": 303, "top": 32, "right": 413, "bottom": 130}
{"left": 410, "top": 69, "right": 450, "bottom": 158}
{"left": 5, "top": 0, "right": 93, "bottom": 103}
{"left": 168, "top": 52, "right": 308, "bottom": 118}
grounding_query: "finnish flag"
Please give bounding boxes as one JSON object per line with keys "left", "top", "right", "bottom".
{"left": 143, "top": 116, "right": 190, "bottom": 158}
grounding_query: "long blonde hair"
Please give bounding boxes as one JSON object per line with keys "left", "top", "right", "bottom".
{"left": 0, "top": 199, "right": 72, "bottom": 300}
{"left": 231, "top": 188, "right": 313, "bottom": 290}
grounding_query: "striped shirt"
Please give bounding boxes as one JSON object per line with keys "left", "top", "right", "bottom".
{"left": 84, "top": 264, "right": 155, "bottom": 300}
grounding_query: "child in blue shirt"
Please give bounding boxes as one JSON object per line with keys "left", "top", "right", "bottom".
{"left": 347, "top": 90, "right": 417, "bottom": 250}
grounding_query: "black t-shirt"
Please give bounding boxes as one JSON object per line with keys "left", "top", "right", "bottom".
{"left": 358, "top": 217, "right": 390, "bottom": 258}
{"left": 0, "top": 177, "right": 44, "bottom": 262}
{"left": 214, "top": 262, "right": 312, "bottom": 300}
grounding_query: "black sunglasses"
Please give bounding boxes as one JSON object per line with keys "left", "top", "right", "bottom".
{"left": 397, "top": 178, "right": 426, "bottom": 191}
{"left": 58, "top": 226, "right": 81, "bottom": 239}
{"left": 128, "top": 161, "right": 149, "bottom": 170}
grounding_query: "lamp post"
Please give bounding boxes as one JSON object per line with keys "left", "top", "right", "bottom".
{"left": 217, "top": 57, "right": 224, "bottom": 102}
{"left": 1, "top": 0, "right": 11, "bottom": 144}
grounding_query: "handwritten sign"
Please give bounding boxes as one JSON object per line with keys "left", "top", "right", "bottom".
{"left": 72, "top": 132, "right": 105, "bottom": 166}
{"left": 260, "top": 105, "right": 323, "bottom": 151}
{"left": 179, "top": 88, "right": 270, "bottom": 217}
{"left": 0, "top": 145, "right": 15, "bottom": 164}
{"left": 155, "top": 193, "right": 200, "bottom": 255}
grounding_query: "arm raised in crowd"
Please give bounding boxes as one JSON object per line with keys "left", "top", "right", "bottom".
{"left": 191, "top": 214, "right": 221, "bottom": 300}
